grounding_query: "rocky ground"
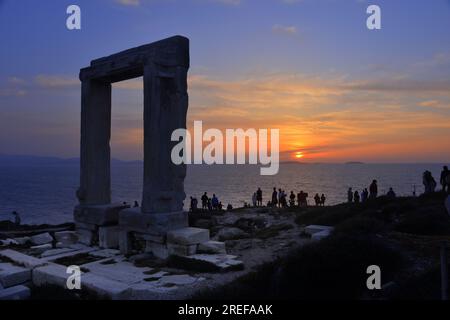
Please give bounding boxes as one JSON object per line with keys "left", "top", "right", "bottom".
{"left": 0, "top": 206, "right": 314, "bottom": 300}
{"left": 1, "top": 192, "right": 449, "bottom": 300}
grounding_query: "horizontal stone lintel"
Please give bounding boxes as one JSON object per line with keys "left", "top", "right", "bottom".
{"left": 79, "top": 35, "right": 189, "bottom": 82}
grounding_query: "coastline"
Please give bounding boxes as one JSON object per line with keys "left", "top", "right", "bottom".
{"left": 1, "top": 192, "right": 449, "bottom": 299}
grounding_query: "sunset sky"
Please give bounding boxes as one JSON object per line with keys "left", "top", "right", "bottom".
{"left": 1, "top": 0, "right": 449, "bottom": 162}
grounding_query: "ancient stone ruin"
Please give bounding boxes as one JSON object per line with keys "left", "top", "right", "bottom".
{"left": 0, "top": 36, "right": 327, "bottom": 300}
{"left": 74, "top": 35, "right": 209, "bottom": 258}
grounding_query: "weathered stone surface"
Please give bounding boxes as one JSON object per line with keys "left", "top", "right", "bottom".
{"left": 54, "top": 231, "right": 78, "bottom": 245}
{"left": 88, "top": 249, "right": 121, "bottom": 258}
{"left": 166, "top": 227, "right": 209, "bottom": 245}
{"left": 216, "top": 215, "right": 240, "bottom": 226}
{"left": 200, "top": 256, "right": 244, "bottom": 271}
{"left": 119, "top": 209, "right": 188, "bottom": 234}
{"left": 30, "top": 233, "right": 53, "bottom": 246}
{"left": 82, "top": 273, "right": 130, "bottom": 300}
{"left": 75, "top": 37, "right": 190, "bottom": 256}
{"left": 134, "top": 232, "right": 166, "bottom": 244}
{"left": 119, "top": 230, "right": 132, "bottom": 255}
{"left": 41, "top": 247, "right": 95, "bottom": 262}
{"left": 74, "top": 204, "right": 126, "bottom": 225}
{"left": 99, "top": 226, "right": 120, "bottom": 249}
{"left": 167, "top": 243, "right": 197, "bottom": 256}
{"left": 1, "top": 239, "right": 19, "bottom": 246}
{"left": 77, "top": 229, "right": 95, "bottom": 246}
{"left": 169, "top": 254, "right": 244, "bottom": 272}
{"left": 0, "top": 250, "right": 47, "bottom": 268}
{"left": 192, "top": 219, "right": 213, "bottom": 229}
{"left": 80, "top": 36, "right": 189, "bottom": 82}
{"left": 197, "top": 241, "right": 226, "bottom": 254}
{"left": 304, "top": 225, "right": 334, "bottom": 236}
{"left": 217, "top": 227, "right": 249, "bottom": 241}
{"left": 40, "top": 248, "right": 76, "bottom": 258}
{"left": 81, "top": 260, "right": 152, "bottom": 285}
{"left": 30, "top": 243, "right": 52, "bottom": 250}
{"left": 126, "top": 282, "right": 177, "bottom": 299}
{"left": 69, "top": 243, "right": 92, "bottom": 250}
{"left": 311, "top": 229, "right": 332, "bottom": 241}
{"left": 145, "top": 242, "right": 169, "bottom": 259}
{"left": 0, "top": 263, "right": 31, "bottom": 288}
{"left": 157, "top": 274, "right": 198, "bottom": 286}
{"left": 0, "top": 285, "right": 30, "bottom": 300}
{"left": 32, "top": 264, "right": 68, "bottom": 287}
{"left": 75, "top": 221, "right": 97, "bottom": 231}
{"left": 77, "top": 36, "right": 189, "bottom": 216}
{"left": 13, "top": 237, "right": 31, "bottom": 245}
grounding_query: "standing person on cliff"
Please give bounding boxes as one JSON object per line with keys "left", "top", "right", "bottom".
{"left": 440, "top": 166, "right": 449, "bottom": 192}
{"left": 271, "top": 188, "right": 278, "bottom": 207}
{"left": 201, "top": 192, "right": 208, "bottom": 210}
{"left": 320, "top": 194, "right": 326, "bottom": 206}
{"left": 252, "top": 192, "right": 257, "bottom": 207}
{"left": 369, "top": 180, "right": 378, "bottom": 199}
{"left": 347, "top": 188, "right": 353, "bottom": 203}
{"left": 256, "top": 188, "right": 263, "bottom": 207}
{"left": 354, "top": 191, "right": 360, "bottom": 203}
{"left": 12, "top": 211, "right": 21, "bottom": 226}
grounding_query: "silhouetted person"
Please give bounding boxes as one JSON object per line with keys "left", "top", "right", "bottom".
{"left": 207, "top": 198, "right": 213, "bottom": 211}
{"left": 256, "top": 188, "right": 263, "bottom": 206}
{"left": 190, "top": 197, "right": 198, "bottom": 212}
{"left": 387, "top": 187, "right": 396, "bottom": 198}
{"left": 347, "top": 188, "right": 353, "bottom": 203}
{"left": 218, "top": 202, "right": 223, "bottom": 210}
{"left": 441, "top": 166, "right": 449, "bottom": 192}
{"left": 361, "top": 188, "right": 369, "bottom": 202}
{"left": 354, "top": 191, "right": 360, "bottom": 203}
{"left": 278, "top": 189, "right": 283, "bottom": 208}
{"left": 320, "top": 194, "right": 326, "bottom": 206}
{"left": 298, "top": 191, "right": 308, "bottom": 207}
{"left": 252, "top": 192, "right": 257, "bottom": 207}
{"left": 227, "top": 204, "right": 233, "bottom": 211}
{"left": 314, "top": 193, "right": 320, "bottom": 206}
{"left": 280, "top": 190, "right": 288, "bottom": 208}
{"left": 369, "top": 180, "right": 378, "bottom": 199}
{"left": 303, "top": 192, "right": 308, "bottom": 207}
{"left": 289, "top": 191, "right": 296, "bottom": 207}
{"left": 272, "top": 188, "right": 278, "bottom": 207}
{"left": 423, "top": 171, "right": 436, "bottom": 194}
{"left": 12, "top": 211, "right": 21, "bottom": 226}
{"left": 212, "top": 194, "right": 219, "bottom": 210}
{"left": 133, "top": 201, "right": 139, "bottom": 208}
{"left": 201, "top": 192, "right": 208, "bottom": 210}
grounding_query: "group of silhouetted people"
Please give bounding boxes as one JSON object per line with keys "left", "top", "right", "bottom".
{"left": 347, "top": 179, "right": 383, "bottom": 203}
{"left": 249, "top": 187, "right": 326, "bottom": 208}
{"left": 190, "top": 192, "right": 224, "bottom": 212}
{"left": 423, "top": 166, "right": 449, "bottom": 194}
{"left": 251, "top": 188, "right": 263, "bottom": 207}
{"left": 188, "top": 166, "right": 450, "bottom": 214}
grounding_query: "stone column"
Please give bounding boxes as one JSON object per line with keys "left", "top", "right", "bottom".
{"left": 79, "top": 79, "right": 112, "bottom": 205}
{"left": 141, "top": 64, "right": 188, "bottom": 214}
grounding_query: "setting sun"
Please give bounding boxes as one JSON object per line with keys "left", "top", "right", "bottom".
{"left": 295, "top": 152, "right": 304, "bottom": 159}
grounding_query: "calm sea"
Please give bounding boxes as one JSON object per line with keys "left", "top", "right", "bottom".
{"left": 0, "top": 163, "right": 445, "bottom": 224}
